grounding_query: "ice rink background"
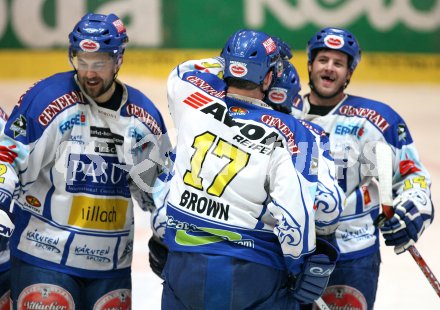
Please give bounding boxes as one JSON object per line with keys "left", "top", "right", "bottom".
{"left": 0, "top": 77, "right": 439, "bottom": 309}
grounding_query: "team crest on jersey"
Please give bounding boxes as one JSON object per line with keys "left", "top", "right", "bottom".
{"left": 10, "top": 114, "right": 27, "bottom": 138}
{"left": 79, "top": 39, "right": 100, "bottom": 52}
{"left": 228, "top": 61, "right": 248, "bottom": 77}
{"left": 324, "top": 35, "right": 344, "bottom": 49}
{"left": 228, "top": 106, "right": 248, "bottom": 116}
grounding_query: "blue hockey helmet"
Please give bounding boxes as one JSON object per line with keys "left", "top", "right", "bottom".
{"left": 68, "top": 13, "right": 128, "bottom": 60}
{"left": 307, "top": 27, "right": 361, "bottom": 71}
{"left": 265, "top": 60, "right": 302, "bottom": 114}
{"left": 221, "top": 29, "right": 282, "bottom": 85}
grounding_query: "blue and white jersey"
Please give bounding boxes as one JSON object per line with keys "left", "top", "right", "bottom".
{"left": 0, "top": 106, "right": 9, "bottom": 273}
{"left": 292, "top": 95, "right": 433, "bottom": 260}
{"left": 0, "top": 71, "right": 171, "bottom": 278}
{"left": 164, "top": 58, "right": 340, "bottom": 276}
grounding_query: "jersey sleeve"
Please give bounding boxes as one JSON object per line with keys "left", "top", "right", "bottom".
{"left": 0, "top": 99, "right": 42, "bottom": 210}
{"left": 385, "top": 119, "right": 433, "bottom": 227}
{"left": 267, "top": 147, "right": 317, "bottom": 275}
{"left": 299, "top": 120, "right": 345, "bottom": 236}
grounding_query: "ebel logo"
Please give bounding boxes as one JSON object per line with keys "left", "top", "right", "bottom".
{"left": 267, "top": 88, "right": 287, "bottom": 104}
{"left": 324, "top": 34, "right": 344, "bottom": 49}
{"left": 229, "top": 61, "right": 248, "bottom": 77}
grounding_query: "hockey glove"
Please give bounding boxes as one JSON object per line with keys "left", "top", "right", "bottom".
{"left": 291, "top": 237, "right": 339, "bottom": 304}
{"left": 0, "top": 209, "right": 14, "bottom": 238}
{"left": 381, "top": 190, "right": 433, "bottom": 254}
{"left": 148, "top": 235, "right": 168, "bottom": 279}
{"left": 272, "top": 36, "right": 292, "bottom": 60}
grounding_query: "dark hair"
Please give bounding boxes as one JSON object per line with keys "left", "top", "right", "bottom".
{"left": 225, "top": 77, "right": 259, "bottom": 90}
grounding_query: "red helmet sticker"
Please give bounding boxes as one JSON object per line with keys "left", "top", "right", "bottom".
{"left": 18, "top": 284, "right": 75, "bottom": 310}
{"left": 93, "top": 289, "right": 131, "bottom": 310}
{"left": 229, "top": 62, "right": 248, "bottom": 77}
{"left": 79, "top": 39, "right": 100, "bottom": 52}
{"left": 268, "top": 88, "right": 287, "bottom": 104}
{"left": 112, "top": 19, "right": 126, "bottom": 34}
{"left": 324, "top": 35, "right": 344, "bottom": 49}
{"left": 262, "top": 37, "right": 277, "bottom": 54}
{"left": 312, "top": 285, "right": 368, "bottom": 310}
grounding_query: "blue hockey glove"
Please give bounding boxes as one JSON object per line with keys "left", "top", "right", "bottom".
{"left": 291, "top": 237, "right": 339, "bottom": 304}
{"left": 148, "top": 235, "right": 168, "bottom": 279}
{"left": 0, "top": 209, "right": 14, "bottom": 238}
{"left": 272, "top": 36, "right": 292, "bottom": 60}
{"left": 381, "top": 190, "right": 433, "bottom": 254}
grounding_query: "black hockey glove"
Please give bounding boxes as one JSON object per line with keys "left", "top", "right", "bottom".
{"left": 290, "top": 237, "right": 339, "bottom": 304}
{"left": 148, "top": 235, "right": 168, "bottom": 279}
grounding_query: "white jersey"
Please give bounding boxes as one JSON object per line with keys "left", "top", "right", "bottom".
{"left": 0, "top": 71, "right": 171, "bottom": 278}
{"left": 292, "top": 95, "right": 433, "bottom": 260}
{"left": 0, "top": 107, "right": 9, "bottom": 272}
{"left": 163, "top": 58, "right": 343, "bottom": 275}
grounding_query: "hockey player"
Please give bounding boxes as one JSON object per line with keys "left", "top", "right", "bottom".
{"left": 161, "top": 29, "right": 341, "bottom": 309}
{"left": 0, "top": 13, "right": 171, "bottom": 308}
{"left": 264, "top": 59, "right": 345, "bottom": 237}
{"left": 292, "top": 27, "right": 434, "bottom": 309}
{"left": 0, "top": 106, "right": 10, "bottom": 309}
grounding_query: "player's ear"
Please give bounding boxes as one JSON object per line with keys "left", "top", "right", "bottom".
{"left": 262, "top": 71, "right": 273, "bottom": 92}
{"left": 115, "top": 55, "right": 124, "bottom": 72}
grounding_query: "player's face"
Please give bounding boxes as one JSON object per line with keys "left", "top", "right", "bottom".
{"left": 309, "top": 50, "right": 351, "bottom": 99}
{"left": 74, "top": 52, "right": 118, "bottom": 101}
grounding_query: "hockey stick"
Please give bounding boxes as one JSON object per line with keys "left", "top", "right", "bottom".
{"left": 374, "top": 141, "right": 440, "bottom": 298}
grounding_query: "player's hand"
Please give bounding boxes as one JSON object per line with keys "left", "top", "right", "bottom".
{"left": 381, "top": 190, "right": 432, "bottom": 254}
{"left": 272, "top": 36, "right": 292, "bottom": 60}
{"left": 290, "top": 238, "right": 339, "bottom": 304}
{"left": 0, "top": 209, "right": 14, "bottom": 238}
{"left": 148, "top": 234, "right": 168, "bottom": 279}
